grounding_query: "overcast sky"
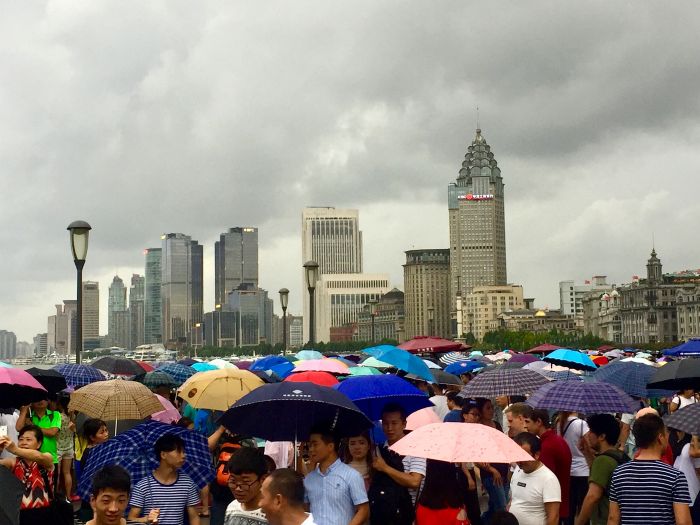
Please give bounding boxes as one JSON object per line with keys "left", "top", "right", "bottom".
{"left": 2, "top": 1, "right": 700, "bottom": 342}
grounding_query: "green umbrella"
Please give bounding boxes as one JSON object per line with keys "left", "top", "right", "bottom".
{"left": 348, "top": 366, "right": 383, "bottom": 376}
{"left": 361, "top": 357, "right": 393, "bottom": 369}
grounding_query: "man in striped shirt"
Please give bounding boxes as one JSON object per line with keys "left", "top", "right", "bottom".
{"left": 607, "top": 414, "right": 691, "bottom": 525}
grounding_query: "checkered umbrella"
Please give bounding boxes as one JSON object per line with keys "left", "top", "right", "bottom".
{"left": 134, "top": 370, "right": 178, "bottom": 390}
{"left": 68, "top": 379, "right": 163, "bottom": 420}
{"left": 458, "top": 368, "right": 549, "bottom": 398}
{"left": 527, "top": 379, "right": 638, "bottom": 414}
{"left": 155, "top": 363, "right": 196, "bottom": 386}
{"left": 76, "top": 421, "right": 214, "bottom": 499}
{"left": 593, "top": 360, "right": 673, "bottom": 398}
{"left": 664, "top": 403, "right": 700, "bottom": 435}
{"left": 53, "top": 363, "right": 106, "bottom": 388}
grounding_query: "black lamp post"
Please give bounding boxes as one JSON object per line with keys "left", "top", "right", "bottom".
{"left": 427, "top": 306, "right": 435, "bottom": 337}
{"left": 279, "top": 288, "right": 289, "bottom": 355}
{"left": 67, "top": 220, "right": 91, "bottom": 364}
{"left": 303, "top": 261, "right": 319, "bottom": 345}
{"left": 369, "top": 299, "right": 378, "bottom": 343}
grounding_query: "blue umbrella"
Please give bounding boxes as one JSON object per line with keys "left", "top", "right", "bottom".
{"left": 444, "top": 360, "right": 486, "bottom": 375}
{"left": 664, "top": 339, "right": 700, "bottom": 357}
{"left": 296, "top": 350, "right": 324, "bottom": 360}
{"left": 219, "top": 382, "right": 373, "bottom": 441}
{"left": 594, "top": 360, "right": 673, "bottom": 398}
{"left": 76, "top": 421, "right": 214, "bottom": 499}
{"left": 191, "top": 362, "right": 217, "bottom": 372}
{"left": 543, "top": 349, "right": 597, "bottom": 371}
{"left": 333, "top": 375, "right": 433, "bottom": 420}
{"left": 156, "top": 363, "right": 195, "bottom": 385}
{"left": 53, "top": 364, "right": 105, "bottom": 388}
{"left": 269, "top": 361, "right": 295, "bottom": 379}
{"left": 250, "top": 356, "right": 292, "bottom": 371}
{"left": 362, "top": 345, "right": 433, "bottom": 382}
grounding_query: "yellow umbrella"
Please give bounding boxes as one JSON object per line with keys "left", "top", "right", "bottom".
{"left": 69, "top": 379, "right": 162, "bottom": 421}
{"left": 178, "top": 369, "right": 264, "bottom": 411}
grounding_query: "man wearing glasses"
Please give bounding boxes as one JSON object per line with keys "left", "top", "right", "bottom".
{"left": 224, "top": 448, "right": 269, "bottom": 525}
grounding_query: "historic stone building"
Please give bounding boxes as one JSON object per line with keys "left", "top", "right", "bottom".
{"left": 581, "top": 287, "right": 622, "bottom": 343}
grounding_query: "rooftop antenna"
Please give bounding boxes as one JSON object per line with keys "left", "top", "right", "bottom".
{"left": 476, "top": 106, "right": 480, "bottom": 130}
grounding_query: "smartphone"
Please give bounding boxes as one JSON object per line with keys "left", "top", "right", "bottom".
{"left": 0, "top": 425, "right": 7, "bottom": 438}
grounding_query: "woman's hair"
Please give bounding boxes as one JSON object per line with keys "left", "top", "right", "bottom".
{"left": 340, "top": 431, "right": 373, "bottom": 472}
{"left": 83, "top": 418, "right": 107, "bottom": 443}
{"left": 417, "top": 459, "right": 464, "bottom": 509}
{"left": 175, "top": 417, "right": 194, "bottom": 428}
{"left": 18, "top": 424, "right": 44, "bottom": 446}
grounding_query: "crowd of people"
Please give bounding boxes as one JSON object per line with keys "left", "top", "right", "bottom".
{"left": 1, "top": 374, "right": 699, "bottom": 525}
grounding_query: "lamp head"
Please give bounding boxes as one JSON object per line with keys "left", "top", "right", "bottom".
{"left": 303, "top": 261, "right": 319, "bottom": 290}
{"left": 279, "top": 288, "right": 289, "bottom": 309}
{"left": 67, "top": 220, "right": 92, "bottom": 262}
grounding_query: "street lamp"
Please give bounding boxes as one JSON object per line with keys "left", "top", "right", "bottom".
{"left": 67, "top": 220, "right": 91, "bottom": 364}
{"left": 303, "top": 261, "right": 319, "bottom": 345}
{"left": 279, "top": 288, "right": 289, "bottom": 355}
{"left": 369, "top": 299, "right": 378, "bottom": 343}
{"left": 194, "top": 322, "right": 202, "bottom": 357}
{"left": 427, "top": 306, "right": 435, "bottom": 337}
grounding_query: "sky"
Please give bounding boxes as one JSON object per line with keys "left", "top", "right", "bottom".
{"left": 2, "top": 1, "right": 700, "bottom": 342}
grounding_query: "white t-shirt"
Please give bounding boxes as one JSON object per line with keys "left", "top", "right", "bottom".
{"left": 674, "top": 443, "right": 700, "bottom": 505}
{"left": 301, "top": 514, "right": 318, "bottom": 525}
{"left": 509, "top": 463, "right": 561, "bottom": 525}
{"left": 429, "top": 395, "right": 450, "bottom": 420}
{"left": 224, "top": 499, "right": 267, "bottom": 525}
{"left": 0, "top": 411, "right": 19, "bottom": 459}
{"left": 558, "top": 416, "right": 590, "bottom": 477}
{"left": 672, "top": 395, "right": 697, "bottom": 410}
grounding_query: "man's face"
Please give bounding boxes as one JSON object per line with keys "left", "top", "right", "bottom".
{"left": 585, "top": 431, "right": 602, "bottom": 453}
{"left": 91, "top": 488, "right": 129, "bottom": 525}
{"left": 161, "top": 447, "right": 186, "bottom": 469}
{"left": 308, "top": 434, "right": 333, "bottom": 465}
{"left": 495, "top": 396, "right": 508, "bottom": 409}
{"left": 259, "top": 476, "right": 281, "bottom": 525}
{"left": 525, "top": 417, "right": 542, "bottom": 435}
{"left": 228, "top": 472, "right": 262, "bottom": 505}
{"left": 31, "top": 400, "right": 47, "bottom": 411}
{"left": 463, "top": 408, "right": 481, "bottom": 424}
{"left": 382, "top": 412, "right": 407, "bottom": 444}
{"left": 516, "top": 442, "right": 539, "bottom": 473}
{"left": 507, "top": 413, "right": 530, "bottom": 437}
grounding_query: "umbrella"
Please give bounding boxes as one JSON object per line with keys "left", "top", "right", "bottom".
{"left": 398, "top": 336, "right": 464, "bottom": 354}
{"left": 540, "top": 370, "right": 583, "bottom": 381}
{"left": 664, "top": 339, "right": 700, "bottom": 357}
{"left": 26, "top": 367, "right": 67, "bottom": 395}
{"left": 293, "top": 359, "right": 349, "bottom": 374}
{"left": 178, "top": 369, "right": 264, "bottom": 411}
{"left": 362, "top": 345, "right": 433, "bottom": 382}
{"left": 209, "top": 359, "right": 238, "bottom": 370}
{"left": 150, "top": 394, "right": 182, "bottom": 424}
{"left": 191, "top": 362, "right": 218, "bottom": 372}
{"left": 427, "top": 370, "right": 461, "bottom": 386}
{"left": 0, "top": 467, "right": 22, "bottom": 525}
{"left": 219, "top": 382, "right": 373, "bottom": 441}
{"left": 269, "top": 361, "right": 295, "bottom": 379}
{"left": 235, "top": 360, "right": 253, "bottom": 370}
{"left": 593, "top": 360, "right": 673, "bottom": 398}
{"left": 360, "top": 357, "right": 393, "bottom": 369}
{"left": 91, "top": 356, "right": 145, "bottom": 377}
{"left": 635, "top": 352, "right": 652, "bottom": 359}
{"left": 77, "top": 421, "right": 215, "bottom": 499}
{"left": 406, "top": 407, "right": 442, "bottom": 430}
{"left": 592, "top": 356, "right": 609, "bottom": 366}
{"left": 647, "top": 359, "right": 700, "bottom": 390}
{"left": 296, "top": 350, "right": 324, "bottom": 360}
{"left": 53, "top": 363, "right": 105, "bottom": 388}
{"left": 134, "top": 370, "right": 178, "bottom": 390}
{"left": 604, "top": 349, "right": 624, "bottom": 358}
{"left": 620, "top": 357, "right": 655, "bottom": 366}
{"left": 250, "top": 369, "right": 282, "bottom": 383}
{"left": 527, "top": 380, "right": 638, "bottom": 413}
{"left": 422, "top": 359, "right": 443, "bottom": 370}
{"left": 543, "top": 349, "right": 597, "bottom": 371}
{"left": 284, "top": 371, "right": 339, "bottom": 387}
{"left": 135, "top": 361, "right": 155, "bottom": 372}
{"left": 69, "top": 379, "right": 163, "bottom": 421}
{"left": 439, "top": 352, "right": 469, "bottom": 365}
{"left": 390, "top": 422, "right": 533, "bottom": 463}
{"left": 331, "top": 357, "right": 358, "bottom": 368}
{"left": 156, "top": 363, "right": 196, "bottom": 385}
{"left": 333, "top": 375, "right": 433, "bottom": 421}
{"left": 664, "top": 403, "right": 700, "bottom": 435}
{"left": 178, "top": 358, "right": 198, "bottom": 366}
{"left": 458, "top": 368, "right": 549, "bottom": 398}
{"left": 250, "top": 356, "right": 293, "bottom": 371}
{"left": 0, "top": 361, "right": 12, "bottom": 368}
{"left": 444, "top": 360, "right": 486, "bottom": 375}
{"left": 509, "top": 354, "right": 539, "bottom": 365}
{"left": 525, "top": 343, "right": 561, "bottom": 354}
{"left": 0, "top": 368, "right": 48, "bottom": 407}
{"left": 469, "top": 351, "right": 484, "bottom": 357}
{"left": 346, "top": 367, "right": 383, "bottom": 377}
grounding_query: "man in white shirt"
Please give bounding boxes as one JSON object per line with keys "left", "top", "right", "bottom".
{"left": 259, "top": 468, "right": 317, "bottom": 525}
{"left": 509, "top": 432, "right": 561, "bottom": 525}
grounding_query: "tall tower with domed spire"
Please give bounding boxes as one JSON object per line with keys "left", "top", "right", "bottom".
{"left": 448, "top": 128, "right": 507, "bottom": 304}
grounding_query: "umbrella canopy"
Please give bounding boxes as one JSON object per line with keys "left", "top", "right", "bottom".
{"left": 151, "top": 394, "right": 182, "bottom": 424}
{"left": 647, "top": 359, "right": 700, "bottom": 390}
{"left": 235, "top": 360, "right": 253, "bottom": 370}
{"left": 178, "top": 369, "right": 265, "bottom": 411}
{"left": 620, "top": 357, "right": 655, "bottom": 366}
{"left": 525, "top": 343, "right": 561, "bottom": 355}
{"left": 439, "top": 352, "right": 469, "bottom": 365}
{"left": 0, "top": 361, "right": 12, "bottom": 368}
{"left": 156, "top": 363, "right": 196, "bottom": 385}
{"left": 509, "top": 354, "right": 539, "bottom": 365}
{"left": 592, "top": 356, "right": 609, "bottom": 366}
{"left": 428, "top": 370, "right": 461, "bottom": 386}
{"left": 664, "top": 339, "right": 700, "bottom": 357}
{"left": 362, "top": 345, "right": 433, "bottom": 382}
{"left": 664, "top": 403, "right": 700, "bottom": 435}
{"left": 398, "top": 336, "right": 464, "bottom": 354}
{"left": 191, "top": 362, "right": 218, "bottom": 372}
{"left": 296, "top": 350, "right": 324, "bottom": 361}
{"left": 25, "top": 367, "right": 67, "bottom": 396}
{"left": 284, "top": 371, "right": 339, "bottom": 387}
{"left": 250, "top": 355, "right": 293, "bottom": 371}
{"left": 134, "top": 370, "right": 178, "bottom": 390}
{"left": 293, "top": 359, "right": 349, "bottom": 374}
{"left": 604, "top": 349, "right": 624, "bottom": 358}
{"left": 458, "top": 368, "right": 549, "bottom": 398}
{"left": 219, "top": 382, "right": 373, "bottom": 441}
{"left": 331, "top": 357, "right": 358, "bottom": 368}
{"left": 597, "top": 345, "right": 617, "bottom": 352}
{"left": 390, "top": 422, "right": 533, "bottom": 463}
{"left": 53, "top": 363, "right": 105, "bottom": 388}
{"left": 333, "top": 375, "right": 433, "bottom": 421}
{"left": 444, "top": 360, "right": 486, "bottom": 375}
{"left": 593, "top": 360, "right": 672, "bottom": 398}
{"left": 422, "top": 359, "right": 443, "bottom": 370}
{"left": 346, "top": 366, "right": 383, "bottom": 377}
{"left": 69, "top": 379, "right": 162, "bottom": 420}
{"left": 91, "top": 356, "right": 146, "bottom": 377}
{"left": 178, "top": 358, "right": 198, "bottom": 366}
{"left": 0, "top": 368, "right": 48, "bottom": 408}
{"left": 209, "top": 359, "right": 239, "bottom": 370}
{"left": 135, "top": 361, "right": 155, "bottom": 372}
{"left": 405, "top": 407, "right": 442, "bottom": 430}
{"left": 527, "top": 380, "right": 638, "bottom": 413}
{"left": 543, "top": 349, "right": 597, "bottom": 371}
{"left": 360, "top": 357, "right": 393, "bottom": 369}
{"left": 77, "top": 421, "right": 215, "bottom": 499}
{"left": 0, "top": 467, "right": 22, "bottom": 525}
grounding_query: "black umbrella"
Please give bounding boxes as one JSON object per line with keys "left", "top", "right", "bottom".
{"left": 0, "top": 465, "right": 23, "bottom": 525}
{"left": 218, "top": 382, "right": 373, "bottom": 441}
{"left": 178, "top": 358, "right": 197, "bottom": 366}
{"left": 26, "top": 367, "right": 68, "bottom": 395}
{"left": 647, "top": 358, "right": 700, "bottom": 390}
{"left": 91, "top": 356, "right": 145, "bottom": 376}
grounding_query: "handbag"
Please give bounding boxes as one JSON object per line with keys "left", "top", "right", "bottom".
{"left": 39, "top": 466, "right": 75, "bottom": 525}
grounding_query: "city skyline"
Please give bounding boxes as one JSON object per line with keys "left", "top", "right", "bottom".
{"left": 2, "top": 3, "right": 700, "bottom": 341}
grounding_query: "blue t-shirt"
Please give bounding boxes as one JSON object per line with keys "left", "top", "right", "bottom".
{"left": 130, "top": 473, "right": 200, "bottom": 525}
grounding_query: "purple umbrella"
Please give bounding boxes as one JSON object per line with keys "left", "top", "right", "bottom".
{"left": 509, "top": 354, "right": 539, "bottom": 364}
{"left": 527, "top": 379, "right": 638, "bottom": 414}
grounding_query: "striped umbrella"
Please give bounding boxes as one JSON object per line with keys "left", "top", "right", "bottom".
{"left": 53, "top": 363, "right": 105, "bottom": 388}
{"left": 439, "top": 352, "right": 469, "bottom": 365}
{"left": 459, "top": 368, "right": 549, "bottom": 398}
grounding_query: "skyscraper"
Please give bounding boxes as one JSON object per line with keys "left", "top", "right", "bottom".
{"left": 129, "top": 274, "right": 145, "bottom": 349}
{"left": 82, "top": 281, "right": 100, "bottom": 350}
{"left": 403, "top": 249, "right": 451, "bottom": 339}
{"left": 448, "top": 128, "right": 507, "bottom": 306}
{"left": 144, "top": 248, "right": 162, "bottom": 344}
{"left": 161, "top": 233, "right": 203, "bottom": 345}
{"left": 215, "top": 227, "right": 259, "bottom": 306}
{"left": 108, "top": 276, "right": 127, "bottom": 346}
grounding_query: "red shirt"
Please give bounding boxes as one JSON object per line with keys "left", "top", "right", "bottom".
{"left": 538, "top": 429, "right": 572, "bottom": 518}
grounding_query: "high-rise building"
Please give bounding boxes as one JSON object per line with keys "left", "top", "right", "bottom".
{"left": 33, "top": 333, "right": 48, "bottom": 356}
{"left": 129, "top": 274, "right": 145, "bottom": 349}
{"left": 215, "top": 227, "right": 259, "bottom": 306}
{"left": 448, "top": 128, "right": 507, "bottom": 308}
{"left": 108, "top": 276, "right": 127, "bottom": 347}
{"left": 144, "top": 248, "right": 162, "bottom": 344}
{"left": 289, "top": 317, "right": 303, "bottom": 348}
{"left": 226, "top": 284, "right": 274, "bottom": 346}
{"left": 48, "top": 301, "right": 77, "bottom": 356}
{"left": 559, "top": 276, "right": 610, "bottom": 327}
{"left": 161, "top": 233, "right": 204, "bottom": 345}
{"left": 0, "top": 330, "right": 17, "bottom": 360}
{"left": 403, "top": 249, "right": 451, "bottom": 339}
{"left": 82, "top": 281, "right": 100, "bottom": 350}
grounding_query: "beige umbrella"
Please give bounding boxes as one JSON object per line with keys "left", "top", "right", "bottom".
{"left": 177, "top": 369, "right": 264, "bottom": 411}
{"left": 69, "top": 379, "right": 162, "bottom": 421}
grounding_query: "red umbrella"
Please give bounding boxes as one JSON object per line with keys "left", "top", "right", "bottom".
{"left": 398, "top": 336, "right": 465, "bottom": 354}
{"left": 135, "top": 361, "right": 155, "bottom": 372}
{"left": 525, "top": 343, "right": 562, "bottom": 355}
{"left": 597, "top": 345, "right": 617, "bottom": 352}
{"left": 592, "top": 355, "right": 609, "bottom": 366}
{"left": 284, "top": 371, "right": 339, "bottom": 387}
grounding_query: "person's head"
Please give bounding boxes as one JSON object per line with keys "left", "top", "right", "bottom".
{"left": 513, "top": 431, "right": 541, "bottom": 473}
{"left": 226, "top": 448, "right": 267, "bottom": 505}
{"left": 680, "top": 389, "right": 695, "bottom": 398}
{"left": 381, "top": 403, "right": 408, "bottom": 444}
{"left": 633, "top": 414, "right": 668, "bottom": 451}
{"left": 585, "top": 414, "right": 621, "bottom": 452}
{"left": 462, "top": 400, "right": 482, "bottom": 423}
{"left": 526, "top": 408, "right": 550, "bottom": 436}
{"left": 175, "top": 417, "right": 194, "bottom": 430}
{"left": 506, "top": 403, "right": 533, "bottom": 437}
{"left": 495, "top": 395, "right": 509, "bottom": 409}
{"left": 345, "top": 431, "right": 371, "bottom": 464}
{"left": 307, "top": 425, "right": 339, "bottom": 465}
{"left": 154, "top": 433, "right": 186, "bottom": 469}
{"left": 84, "top": 418, "right": 109, "bottom": 445}
{"left": 477, "top": 398, "right": 494, "bottom": 422}
{"left": 259, "top": 468, "right": 305, "bottom": 524}
{"left": 490, "top": 510, "right": 520, "bottom": 525}
{"left": 446, "top": 391, "right": 464, "bottom": 411}
{"left": 17, "top": 425, "right": 43, "bottom": 450}
{"left": 30, "top": 399, "right": 48, "bottom": 412}
{"left": 263, "top": 455, "right": 277, "bottom": 474}
{"left": 90, "top": 465, "right": 131, "bottom": 525}
{"left": 460, "top": 372, "right": 473, "bottom": 385}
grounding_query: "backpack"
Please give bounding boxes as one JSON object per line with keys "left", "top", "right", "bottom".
{"left": 215, "top": 442, "right": 242, "bottom": 486}
{"left": 368, "top": 446, "right": 415, "bottom": 525}
{"left": 601, "top": 449, "right": 631, "bottom": 465}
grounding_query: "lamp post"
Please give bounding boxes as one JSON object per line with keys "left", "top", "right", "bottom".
{"left": 303, "top": 261, "right": 319, "bottom": 345}
{"left": 67, "top": 221, "right": 91, "bottom": 364}
{"left": 193, "top": 322, "right": 202, "bottom": 358}
{"left": 427, "top": 306, "right": 435, "bottom": 337}
{"left": 279, "top": 288, "right": 289, "bottom": 355}
{"left": 369, "top": 299, "right": 378, "bottom": 343}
